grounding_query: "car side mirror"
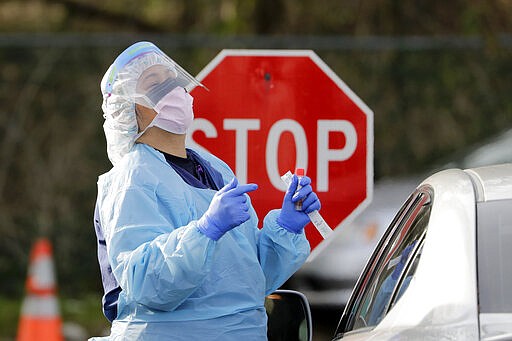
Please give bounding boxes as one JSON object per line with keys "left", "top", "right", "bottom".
{"left": 265, "top": 289, "right": 312, "bottom": 341}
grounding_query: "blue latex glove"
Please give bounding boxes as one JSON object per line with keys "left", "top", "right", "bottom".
{"left": 197, "top": 177, "right": 258, "bottom": 240}
{"left": 277, "top": 175, "right": 321, "bottom": 233}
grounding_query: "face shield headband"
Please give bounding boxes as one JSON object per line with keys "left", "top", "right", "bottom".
{"left": 102, "top": 41, "right": 204, "bottom": 108}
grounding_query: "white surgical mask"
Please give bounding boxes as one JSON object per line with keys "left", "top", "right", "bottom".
{"left": 135, "top": 87, "right": 194, "bottom": 139}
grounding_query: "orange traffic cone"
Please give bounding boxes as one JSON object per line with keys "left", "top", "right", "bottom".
{"left": 17, "top": 238, "right": 63, "bottom": 341}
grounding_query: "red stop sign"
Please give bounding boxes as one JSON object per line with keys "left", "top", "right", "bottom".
{"left": 190, "top": 50, "right": 373, "bottom": 252}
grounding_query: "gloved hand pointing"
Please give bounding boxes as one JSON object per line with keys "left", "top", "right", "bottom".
{"left": 277, "top": 175, "right": 321, "bottom": 233}
{"left": 197, "top": 177, "right": 258, "bottom": 240}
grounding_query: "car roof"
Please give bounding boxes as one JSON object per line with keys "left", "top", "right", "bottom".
{"left": 464, "top": 163, "right": 512, "bottom": 202}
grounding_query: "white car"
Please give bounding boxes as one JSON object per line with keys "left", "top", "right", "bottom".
{"left": 267, "top": 163, "right": 512, "bottom": 340}
{"left": 289, "top": 128, "right": 512, "bottom": 308}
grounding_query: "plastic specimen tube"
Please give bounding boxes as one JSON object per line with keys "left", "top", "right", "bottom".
{"left": 294, "top": 168, "right": 305, "bottom": 211}
{"left": 281, "top": 171, "right": 333, "bottom": 239}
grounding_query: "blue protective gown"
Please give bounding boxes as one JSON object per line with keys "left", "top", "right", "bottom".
{"left": 92, "top": 143, "right": 310, "bottom": 340}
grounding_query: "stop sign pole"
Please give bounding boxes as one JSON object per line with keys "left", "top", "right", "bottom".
{"left": 189, "top": 50, "right": 373, "bottom": 254}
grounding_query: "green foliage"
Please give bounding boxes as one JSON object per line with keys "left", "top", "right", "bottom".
{"left": 60, "top": 294, "right": 111, "bottom": 337}
{"left": 0, "top": 295, "right": 110, "bottom": 339}
{"left": 0, "top": 297, "right": 20, "bottom": 337}
{"left": 1, "top": 40, "right": 510, "bottom": 302}
{"left": 2, "top": 0, "right": 512, "bottom": 35}
{"left": 319, "top": 47, "right": 512, "bottom": 176}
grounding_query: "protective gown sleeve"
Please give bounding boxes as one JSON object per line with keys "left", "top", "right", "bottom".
{"left": 257, "top": 209, "right": 311, "bottom": 295}
{"left": 100, "top": 184, "right": 217, "bottom": 312}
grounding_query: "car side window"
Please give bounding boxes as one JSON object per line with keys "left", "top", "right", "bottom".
{"left": 389, "top": 241, "right": 424, "bottom": 310}
{"left": 341, "top": 187, "right": 432, "bottom": 333}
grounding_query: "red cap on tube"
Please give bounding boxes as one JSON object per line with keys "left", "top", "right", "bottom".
{"left": 295, "top": 168, "right": 305, "bottom": 176}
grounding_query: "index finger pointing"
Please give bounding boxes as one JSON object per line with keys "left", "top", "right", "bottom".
{"left": 230, "top": 183, "right": 258, "bottom": 195}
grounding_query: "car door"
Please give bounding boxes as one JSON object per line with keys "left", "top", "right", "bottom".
{"left": 333, "top": 186, "right": 433, "bottom": 340}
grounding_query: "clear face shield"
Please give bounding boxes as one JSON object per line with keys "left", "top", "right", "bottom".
{"left": 100, "top": 41, "right": 204, "bottom": 165}
{"left": 103, "top": 41, "right": 203, "bottom": 108}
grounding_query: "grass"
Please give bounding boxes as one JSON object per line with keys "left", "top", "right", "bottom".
{"left": 0, "top": 297, "right": 20, "bottom": 338}
{"left": 0, "top": 294, "right": 110, "bottom": 339}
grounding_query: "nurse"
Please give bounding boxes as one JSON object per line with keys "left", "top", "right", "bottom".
{"left": 92, "top": 41, "right": 321, "bottom": 340}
